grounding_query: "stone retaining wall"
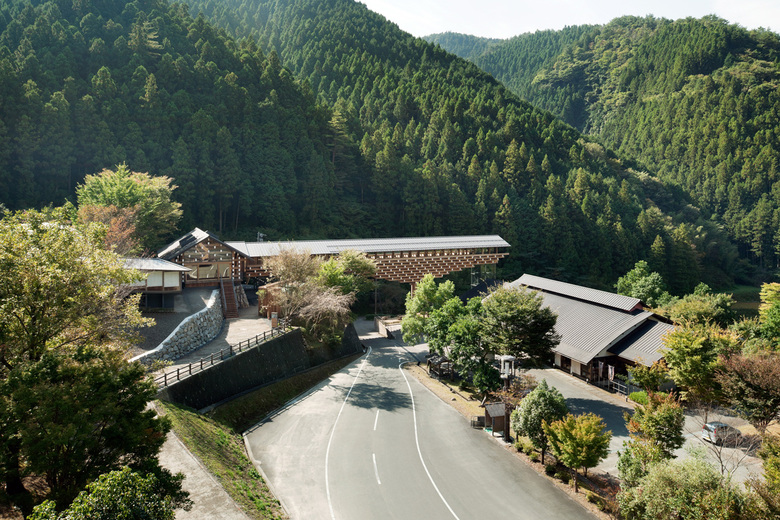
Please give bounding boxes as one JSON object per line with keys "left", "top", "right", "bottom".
{"left": 131, "top": 290, "right": 224, "bottom": 365}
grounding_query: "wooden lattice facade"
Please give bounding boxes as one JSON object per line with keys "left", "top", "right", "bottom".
{"left": 367, "top": 249, "right": 508, "bottom": 284}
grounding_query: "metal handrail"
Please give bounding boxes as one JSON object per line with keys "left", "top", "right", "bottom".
{"left": 154, "top": 324, "right": 291, "bottom": 388}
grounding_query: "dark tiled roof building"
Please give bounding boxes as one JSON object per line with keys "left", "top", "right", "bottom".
{"left": 508, "top": 274, "right": 675, "bottom": 382}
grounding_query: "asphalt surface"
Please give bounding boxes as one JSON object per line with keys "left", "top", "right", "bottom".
{"left": 526, "top": 368, "right": 764, "bottom": 482}
{"left": 245, "top": 323, "right": 595, "bottom": 520}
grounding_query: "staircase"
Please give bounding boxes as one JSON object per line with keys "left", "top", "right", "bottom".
{"left": 220, "top": 277, "right": 240, "bottom": 319}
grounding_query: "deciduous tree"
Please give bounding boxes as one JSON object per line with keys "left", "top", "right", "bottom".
{"left": 401, "top": 274, "right": 455, "bottom": 343}
{"left": 0, "top": 209, "right": 177, "bottom": 512}
{"left": 624, "top": 392, "right": 685, "bottom": 458}
{"left": 627, "top": 359, "right": 668, "bottom": 393}
{"left": 662, "top": 326, "right": 736, "bottom": 413}
{"left": 511, "top": 380, "right": 569, "bottom": 465}
{"left": 716, "top": 351, "right": 780, "bottom": 435}
{"left": 481, "top": 285, "right": 560, "bottom": 367}
{"left": 76, "top": 164, "right": 182, "bottom": 251}
{"left": 616, "top": 260, "right": 673, "bottom": 307}
{"left": 544, "top": 413, "right": 611, "bottom": 491}
{"left": 617, "top": 456, "right": 749, "bottom": 520}
{"left": 29, "top": 466, "right": 190, "bottom": 520}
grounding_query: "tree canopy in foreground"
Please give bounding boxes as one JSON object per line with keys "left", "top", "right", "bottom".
{"left": 0, "top": 209, "right": 183, "bottom": 513}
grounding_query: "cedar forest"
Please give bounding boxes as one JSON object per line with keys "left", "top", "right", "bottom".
{"left": 0, "top": 0, "right": 778, "bottom": 294}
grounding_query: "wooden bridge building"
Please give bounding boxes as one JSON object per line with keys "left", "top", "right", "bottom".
{"left": 157, "top": 228, "right": 510, "bottom": 290}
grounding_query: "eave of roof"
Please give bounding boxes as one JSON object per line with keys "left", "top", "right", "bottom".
{"left": 527, "top": 289, "right": 653, "bottom": 366}
{"left": 225, "top": 235, "right": 510, "bottom": 258}
{"left": 608, "top": 320, "right": 676, "bottom": 366}
{"left": 123, "top": 257, "right": 191, "bottom": 272}
{"left": 157, "top": 228, "right": 247, "bottom": 260}
{"left": 509, "top": 274, "right": 642, "bottom": 312}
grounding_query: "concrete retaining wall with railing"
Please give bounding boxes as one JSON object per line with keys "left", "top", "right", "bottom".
{"left": 157, "top": 324, "right": 362, "bottom": 411}
{"left": 131, "top": 290, "right": 224, "bottom": 365}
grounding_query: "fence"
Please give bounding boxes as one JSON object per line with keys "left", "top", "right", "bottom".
{"left": 609, "top": 379, "right": 643, "bottom": 396}
{"left": 154, "top": 324, "right": 290, "bottom": 388}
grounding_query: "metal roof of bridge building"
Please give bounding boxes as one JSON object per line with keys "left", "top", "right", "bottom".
{"left": 225, "top": 235, "right": 510, "bottom": 257}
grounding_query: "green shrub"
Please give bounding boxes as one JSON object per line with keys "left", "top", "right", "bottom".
{"left": 529, "top": 452, "right": 540, "bottom": 462}
{"left": 555, "top": 470, "right": 571, "bottom": 483}
{"left": 629, "top": 390, "right": 648, "bottom": 405}
{"left": 514, "top": 436, "right": 534, "bottom": 454}
{"left": 585, "top": 490, "right": 605, "bottom": 508}
{"left": 544, "top": 464, "right": 556, "bottom": 476}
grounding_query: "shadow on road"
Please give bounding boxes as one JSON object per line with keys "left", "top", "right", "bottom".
{"left": 327, "top": 381, "right": 412, "bottom": 412}
{"left": 565, "top": 397, "right": 630, "bottom": 438}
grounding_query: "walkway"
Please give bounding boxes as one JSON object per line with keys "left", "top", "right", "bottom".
{"left": 158, "top": 432, "right": 249, "bottom": 520}
{"left": 168, "top": 305, "right": 274, "bottom": 367}
{"left": 152, "top": 295, "right": 272, "bottom": 520}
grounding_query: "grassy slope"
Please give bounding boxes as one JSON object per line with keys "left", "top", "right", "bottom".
{"left": 157, "top": 401, "right": 286, "bottom": 519}
{"left": 156, "top": 353, "right": 361, "bottom": 519}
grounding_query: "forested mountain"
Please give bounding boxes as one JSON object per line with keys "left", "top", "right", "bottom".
{"left": 0, "top": 0, "right": 742, "bottom": 291}
{"left": 0, "top": 0, "right": 361, "bottom": 238}
{"left": 430, "top": 17, "right": 780, "bottom": 273}
{"left": 424, "top": 32, "right": 502, "bottom": 61}
{"left": 179, "top": 0, "right": 744, "bottom": 290}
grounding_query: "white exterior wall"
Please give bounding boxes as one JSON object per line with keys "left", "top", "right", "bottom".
{"left": 554, "top": 353, "right": 561, "bottom": 367}
{"left": 571, "top": 360, "right": 581, "bottom": 376}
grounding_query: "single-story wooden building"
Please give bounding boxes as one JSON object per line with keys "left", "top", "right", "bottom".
{"left": 507, "top": 274, "right": 675, "bottom": 386}
{"left": 123, "top": 257, "right": 191, "bottom": 309}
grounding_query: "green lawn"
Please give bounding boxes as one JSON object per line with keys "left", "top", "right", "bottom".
{"left": 722, "top": 284, "right": 761, "bottom": 318}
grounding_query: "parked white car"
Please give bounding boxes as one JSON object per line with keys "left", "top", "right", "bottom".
{"left": 702, "top": 422, "right": 742, "bottom": 446}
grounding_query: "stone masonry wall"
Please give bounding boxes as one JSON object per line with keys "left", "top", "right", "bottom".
{"left": 131, "top": 290, "right": 224, "bottom": 365}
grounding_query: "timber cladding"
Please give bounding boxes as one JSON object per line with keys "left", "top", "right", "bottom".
{"left": 369, "top": 252, "right": 508, "bottom": 283}
{"left": 156, "top": 325, "right": 362, "bottom": 410}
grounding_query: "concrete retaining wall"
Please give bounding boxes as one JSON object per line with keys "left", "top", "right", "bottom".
{"left": 131, "top": 290, "right": 224, "bottom": 365}
{"left": 157, "top": 324, "right": 362, "bottom": 410}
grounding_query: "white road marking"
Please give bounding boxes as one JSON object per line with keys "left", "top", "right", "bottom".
{"left": 399, "top": 362, "right": 461, "bottom": 520}
{"left": 326, "top": 347, "right": 371, "bottom": 520}
{"left": 374, "top": 409, "right": 380, "bottom": 431}
{"left": 373, "top": 453, "right": 381, "bottom": 484}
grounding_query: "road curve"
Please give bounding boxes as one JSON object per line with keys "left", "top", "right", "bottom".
{"left": 245, "top": 326, "right": 596, "bottom": 520}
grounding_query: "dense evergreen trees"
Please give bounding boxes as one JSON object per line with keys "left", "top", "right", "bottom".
{"left": 0, "top": 0, "right": 347, "bottom": 240}
{"left": 0, "top": 0, "right": 746, "bottom": 289}
{"left": 177, "top": 0, "right": 739, "bottom": 289}
{"left": 431, "top": 16, "right": 780, "bottom": 275}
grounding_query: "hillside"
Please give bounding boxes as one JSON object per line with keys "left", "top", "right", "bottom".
{"left": 0, "top": 0, "right": 741, "bottom": 290}
{"left": 425, "top": 32, "right": 503, "bottom": 61}
{"left": 182, "top": 0, "right": 747, "bottom": 290}
{"left": 0, "top": 0, "right": 360, "bottom": 241}
{"left": 431, "top": 16, "right": 780, "bottom": 273}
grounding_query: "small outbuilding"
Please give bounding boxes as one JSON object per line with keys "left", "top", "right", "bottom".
{"left": 124, "top": 257, "right": 191, "bottom": 309}
{"left": 484, "top": 402, "right": 506, "bottom": 436}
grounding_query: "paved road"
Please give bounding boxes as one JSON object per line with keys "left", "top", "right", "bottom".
{"left": 245, "top": 325, "right": 595, "bottom": 520}
{"left": 527, "top": 368, "right": 764, "bottom": 482}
